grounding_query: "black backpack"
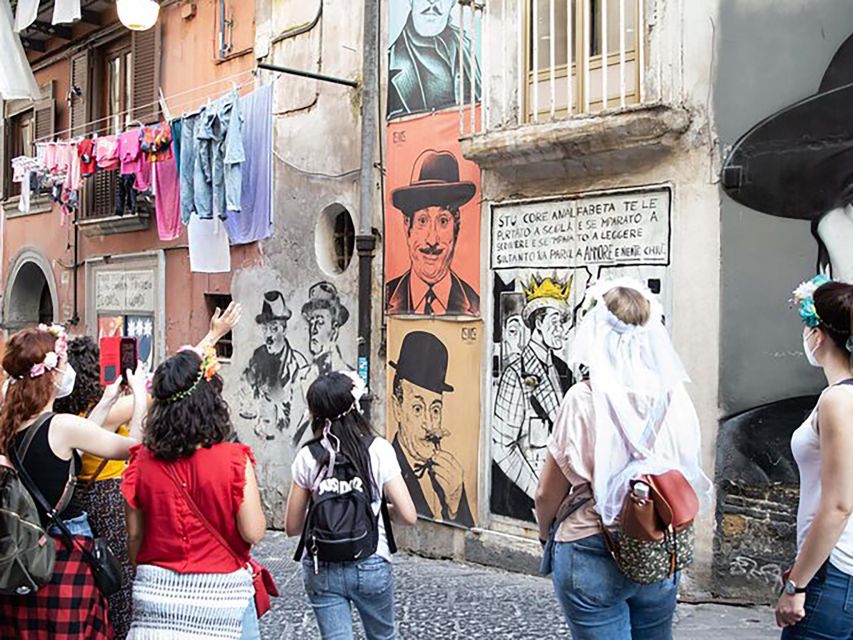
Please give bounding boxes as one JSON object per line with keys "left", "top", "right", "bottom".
{"left": 0, "top": 413, "right": 57, "bottom": 595}
{"left": 294, "top": 436, "right": 395, "bottom": 568}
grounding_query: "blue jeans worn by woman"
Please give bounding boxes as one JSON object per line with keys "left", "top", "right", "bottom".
{"left": 301, "top": 554, "right": 395, "bottom": 640}
{"left": 781, "top": 561, "right": 853, "bottom": 639}
{"left": 551, "top": 534, "right": 678, "bottom": 640}
{"left": 48, "top": 511, "right": 93, "bottom": 538}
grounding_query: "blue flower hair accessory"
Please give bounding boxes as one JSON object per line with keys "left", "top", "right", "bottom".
{"left": 791, "top": 275, "right": 832, "bottom": 328}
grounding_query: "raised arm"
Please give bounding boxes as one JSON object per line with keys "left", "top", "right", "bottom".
{"left": 86, "top": 378, "right": 124, "bottom": 429}
{"left": 50, "top": 413, "right": 137, "bottom": 461}
{"left": 196, "top": 302, "right": 243, "bottom": 353}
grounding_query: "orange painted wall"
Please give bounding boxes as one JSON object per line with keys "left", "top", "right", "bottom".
{"left": 3, "top": 2, "right": 258, "bottom": 349}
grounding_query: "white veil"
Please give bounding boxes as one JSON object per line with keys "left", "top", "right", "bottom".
{"left": 568, "top": 278, "right": 712, "bottom": 525}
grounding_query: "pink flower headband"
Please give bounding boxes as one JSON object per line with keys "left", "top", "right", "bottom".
{"left": 7, "top": 324, "right": 69, "bottom": 381}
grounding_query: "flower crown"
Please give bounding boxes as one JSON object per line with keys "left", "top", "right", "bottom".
{"left": 791, "top": 275, "right": 832, "bottom": 329}
{"left": 22, "top": 324, "right": 68, "bottom": 379}
{"left": 164, "top": 347, "right": 221, "bottom": 403}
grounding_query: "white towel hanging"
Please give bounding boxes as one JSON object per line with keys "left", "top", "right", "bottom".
{"left": 52, "top": 0, "right": 81, "bottom": 25}
{"left": 13, "top": 0, "right": 39, "bottom": 32}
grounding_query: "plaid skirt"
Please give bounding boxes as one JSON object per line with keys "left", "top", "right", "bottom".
{"left": 0, "top": 534, "right": 112, "bottom": 639}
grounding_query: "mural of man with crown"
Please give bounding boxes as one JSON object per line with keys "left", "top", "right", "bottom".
{"left": 492, "top": 276, "right": 575, "bottom": 522}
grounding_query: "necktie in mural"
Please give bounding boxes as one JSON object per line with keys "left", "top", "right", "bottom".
{"left": 424, "top": 288, "right": 437, "bottom": 315}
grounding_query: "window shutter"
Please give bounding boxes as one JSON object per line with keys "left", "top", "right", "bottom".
{"left": 92, "top": 170, "right": 117, "bottom": 219}
{"left": 131, "top": 24, "right": 161, "bottom": 124}
{"left": 69, "top": 51, "right": 90, "bottom": 136}
{"left": 34, "top": 98, "right": 56, "bottom": 143}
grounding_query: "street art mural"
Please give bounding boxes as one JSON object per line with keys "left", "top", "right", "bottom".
{"left": 239, "top": 291, "right": 309, "bottom": 441}
{"left": 125, "top": 315, "right": 155, "bottom": 371}
{"left": 386, "top": 320, "right": 482, "bottom": 527}
{"left": 489, "top": 188, "right": 672, "bottom": 522}
{"left": 385, "top": 111, "right": 482, "bottom": 317}
{"left": 387, "top": 0, "right": 481, "bottom": 121}
{"left": 716, "top": 29, "right": 853, "bottom": 599}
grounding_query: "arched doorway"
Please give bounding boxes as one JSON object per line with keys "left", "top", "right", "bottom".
{"left": 4, "top": 253, "right": 57, "bottom": 331}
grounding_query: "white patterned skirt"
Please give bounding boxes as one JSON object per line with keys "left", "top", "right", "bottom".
{"left": 128, "top": 564, "right": 254, "bottom": 640}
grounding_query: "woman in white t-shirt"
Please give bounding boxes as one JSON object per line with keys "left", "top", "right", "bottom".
{"left": 285, "top": 372, "right": 416, "bottom": 640}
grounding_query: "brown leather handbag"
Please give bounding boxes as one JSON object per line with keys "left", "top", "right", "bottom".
{"left": 602, "top": 470, "right": 698, "bottom": 584}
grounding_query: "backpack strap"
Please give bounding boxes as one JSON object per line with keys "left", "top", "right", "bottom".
{"left": 15, "top": 412, "right": 55, "bottom": 463}
{"left": 11, "top": 412, "right": 75, "bottom": 514}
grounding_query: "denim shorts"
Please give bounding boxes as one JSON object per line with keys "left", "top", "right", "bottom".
{"left": 48, "top": 511, "right": 93, "bottom": 538}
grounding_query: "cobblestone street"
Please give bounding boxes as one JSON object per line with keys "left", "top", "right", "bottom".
{"left": 255, "top": 533, "right": 777, "bottom": 639}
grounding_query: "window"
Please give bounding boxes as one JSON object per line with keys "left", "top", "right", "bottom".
{"left": 7, "top": 111, "right": 34, "bottom": 197}
{"left": 526, "top": 0, "right": 640, "bottom": 120}
{"left": 106, "top": 48, "right": 133, "bottom": 135}
{"left": 334, "top": 209, "right": 356, "bottom": 273}
{"left": 205, "top": 293, "right": 234, "bottom": 360}
{"left": 315, "top": 204, "right": 355, "bottom": 275}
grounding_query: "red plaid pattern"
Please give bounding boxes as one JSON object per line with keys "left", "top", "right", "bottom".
{"left": 0, "top": 535, "right": 113, "bottom": 639}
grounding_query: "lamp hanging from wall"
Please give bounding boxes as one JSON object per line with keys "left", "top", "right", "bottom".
{"left": 117, "top": 0, "right": 160, "bottom": 31}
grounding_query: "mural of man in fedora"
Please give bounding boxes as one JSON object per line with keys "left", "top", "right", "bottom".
{"left": 722, "top": 32, "right": 853, "bottom": 283}
{"left": 386, "top": 149, "right": 479, "bottom": 316}
{"left": 390, "top": 330, "right": 475, "bottom": 527}
{"left": 239, "top": 291, "right": 308, "bottom": 440}
{"left": 291, "top": 282, "right": 355, "bottom": 446}
{"left": 387, "top": 0, "right": 481, "bottom": 120}
{"left": 492, "top": 277, "right": 574, "bottom": 522}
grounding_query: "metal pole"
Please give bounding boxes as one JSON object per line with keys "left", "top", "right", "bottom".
{"left": 356, "top": 0, "right": 379, "bottom": 418}
{"left": 256, "top": 62, "right": 359, "bottom": 88}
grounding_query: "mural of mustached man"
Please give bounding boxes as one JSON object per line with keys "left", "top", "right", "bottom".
{"left": 239, "top": 291, "right": 308, "bottom": 441}
{"left": 492, "top": 277, "right": 574, "bottom": 522}
{"left": 292, "top": 282, "right": 355, "bottom": 446}
{"left": 387, "top": 0, "right": 481, "bottom": 120}
{"left": 390, "top": 331, "right": 475, "bottom": 527}
{"left": 386, "top": 150, "right": 479, "bottom": 316}
{"left": 722, "top": 33, "right": 853, "bottom": 283}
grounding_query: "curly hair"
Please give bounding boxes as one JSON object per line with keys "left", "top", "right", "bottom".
{"left": 53, "top": 336, "right": 102, "bottom": 417}
{"left": 143, "top": 350, "right": 233, "bottom": 460}
{"left": 0, "top": 328, "right": 59, "bottom": 454}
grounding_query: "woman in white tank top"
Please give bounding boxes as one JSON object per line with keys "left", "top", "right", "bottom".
{"left": 777, "top": 276, "right": 853, "bottom": 639}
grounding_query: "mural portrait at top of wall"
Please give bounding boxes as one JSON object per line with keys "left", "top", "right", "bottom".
{"left": 387, "top": 0, "right": 481, "bottom": 120}
{"left": 385, "top": 110, "right": 482, "bottom": 317}
{"left": 386, "top": 319, "right": 483, "bottom": 527}
{"left": 722, "top": 32, "right": 853, "bottom": 283}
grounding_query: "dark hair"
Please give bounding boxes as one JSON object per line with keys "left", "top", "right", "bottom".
{"left": 814, "top": 281, "right": 853, "bottom": 368}
{"left": 305, "top": 372, "right": 377, "bottom": 499}
{"left": 0, "top": 328, "right": 58, "bottom": 454}
{"left": 54, "top": 336, "right": 102, "bottom": 416}
{"left": 143, "top": 350, "right": 232, "bottom": 460}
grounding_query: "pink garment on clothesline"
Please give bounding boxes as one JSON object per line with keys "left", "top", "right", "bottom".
{"left": 118, "top": 130, "right": 142, "bottom": 176}
{"left": 154, "top": 154, "right": 182, "bottom": 241}
{"left": 96, "top": 136, "right": 120, "bottom": 170}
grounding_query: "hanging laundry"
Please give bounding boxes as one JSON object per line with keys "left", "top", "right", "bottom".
{"left": 115, "top": 174, "right": 137, "bottom": 217}
{"left": 96, "top": 135, "right": 120, "bottom": 170}
{"left": 78, "top": 138, "right": 96, "bottom": 176}
{"left": 0, "top": 0, "right": 40, "bottom": 99}
{"left": 14, "top": 0, "right": 39, "bottom": 33}
{"left": 141, "top": 122, "right": 173, "bottom": 163}
{"left": 118, "top": 129, "right": 143, "bottom": 176}
{"left": 64, "top": 142, "right": 81, "bottom": 191}
{"left": 52, "top": 0, "right": 81, "bottom": 25}
{"left": 188, "top": 215, "right": 231, "bottom": 273}
{"left": 154, "top": 154, "right": 182, "bottom": 241}
{"left": 11, "top": 156, "right": 36, "bottom": 214}
{"left": 179, "top": 113, "right": 197, "bottom": 224}
{"left": 44, "top": 142, "right": 59, "bottom": 173}
{"left": 171, "top": 118, "right": 183, "bottom": 179}
{"left": 193, "top": 90, "right": 245, "bottom": 221}
{"left": 225, "top": 85, "right": 273, "bottom": 245}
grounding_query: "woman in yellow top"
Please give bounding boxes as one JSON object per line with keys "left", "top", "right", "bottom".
{"left": 53, "top": 303, "right": 242, "bottom": 640}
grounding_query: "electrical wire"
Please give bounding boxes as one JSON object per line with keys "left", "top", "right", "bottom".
{"left": 34, "top": 68, "right": 257, "bottom": 143}
{"left": 273, "top": 150, "right": 360, "bottom": 179}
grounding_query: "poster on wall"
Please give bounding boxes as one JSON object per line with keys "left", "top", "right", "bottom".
{"left": 387, "top": 0, "right": 481, "bottom": 120}
{"left": 489, "top": 188, "right": 672, "bottom": 523}
{"left": 98, "top": 316, "right": 124, "bottom": 339}
{"left": 386, "top": 318, "right": 483, "bottom": 527}
{"left": 385, "top": 108, "right": 482, "bottom": 317}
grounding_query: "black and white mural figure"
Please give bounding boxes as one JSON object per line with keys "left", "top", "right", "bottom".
{"left": 239, "top": 291, "right": 308, "bottom": 441}
{"left": 500, "top": 292, "right": 527, "bottom": 369}
{"left": 390, "top": 330, "right": 475, "bottom": 527}
{"left": 387, "top": 0, "right": 482, "bottom": 120}
{"left": 722, "top": 32, "right": 853, "bottom": 283}
{"left": 492, "top": 277, "right": 575, "bottom": 522}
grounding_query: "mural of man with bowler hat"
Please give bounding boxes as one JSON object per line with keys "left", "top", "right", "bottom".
{"left": 390, "top": 330, "right": 475, "bottom": 527}
{"left": 239, "top": 291, "right": 308, "bottom": 440}
{"left": 386, "top": 149, "right": 480, "bottom": 316}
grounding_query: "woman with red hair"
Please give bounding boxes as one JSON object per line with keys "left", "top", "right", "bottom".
{"left": 0, "top": 324, "right": 144, "bottom": 639}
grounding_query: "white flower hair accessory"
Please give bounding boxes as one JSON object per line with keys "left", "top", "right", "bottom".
{"left": 27, "top": 324, "right": 68, "bottom": 379}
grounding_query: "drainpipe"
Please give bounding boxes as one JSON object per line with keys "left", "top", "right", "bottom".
{"left": 356, "top": 0, "right": 379, "bottom": 419}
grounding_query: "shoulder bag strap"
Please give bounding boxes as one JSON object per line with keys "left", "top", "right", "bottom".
{"left": 163, "top": 464, "right": 247, "bottom": 569}
{"left": 83, "top": 458, "right": 111, "bottom": 491}
{"left": 380, "top": 497, "right": 397, "bottom": 554}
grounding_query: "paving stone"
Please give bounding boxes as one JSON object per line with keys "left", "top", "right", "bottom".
{"left": 254, "top": 532, "right": 778, "bottom": 639}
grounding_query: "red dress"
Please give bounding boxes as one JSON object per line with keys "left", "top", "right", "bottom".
{"left": 120, "top": 442, "right": 255, "bottom": 573}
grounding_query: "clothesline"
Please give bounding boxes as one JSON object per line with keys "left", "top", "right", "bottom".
{"left": 34, "top": 68, "right": 259, "bottom": 144}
